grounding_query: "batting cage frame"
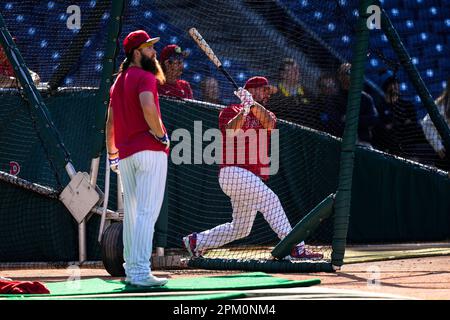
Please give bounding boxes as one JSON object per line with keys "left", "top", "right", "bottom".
{"left": 0, "top": 0, "right": 449, "bottom": 275}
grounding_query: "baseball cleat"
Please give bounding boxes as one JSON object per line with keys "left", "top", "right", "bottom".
{"left": 290, "top": 245, "right": 323, "bottom": 260}
{"left": 182, "top": 232, "right": 200, "bottom": 257}
{"left": 129, "top": 275, "right": 168, "bottom": 287}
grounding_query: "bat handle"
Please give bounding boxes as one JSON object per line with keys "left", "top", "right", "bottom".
{"left": 219, "top": 66, "right": 240, "bottom": 90}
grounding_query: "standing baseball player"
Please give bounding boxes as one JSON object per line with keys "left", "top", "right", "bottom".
{"left": 183, "top": 76, "right": 323, "bottom": 260}
{"left": 106, "top": 30, "right": 170, "bottom": 287}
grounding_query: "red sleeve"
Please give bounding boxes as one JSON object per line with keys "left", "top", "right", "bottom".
{"left": 269, "top": 111, "right": 277, "bottom": 129}
{"left": 138, "top": 73, "right": 157, "bottom": 95}
{"left": 184, "top": 81, "right": 193, "bottom": 99}
{"left": 219, "top": 105, "right": 240, "bottom": 131}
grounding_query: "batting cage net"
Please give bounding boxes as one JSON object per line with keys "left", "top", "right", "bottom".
{"left": 0, "top": 0, "right": 113, "bottom": 261}
{"left": 0, "top": 0, "right": 448, "bottom": 272}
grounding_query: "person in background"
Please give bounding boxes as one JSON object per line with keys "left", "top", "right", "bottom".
{"left": 200, "top": 76, "right": 222, "bottom": 105}
{"left": 0, "top": 37, "right": 40, "bottom": 88}
{"left": 268, "top": 58, "right": 311, "bottom": 123}
{"left": 374, "top": 72, "right": 437, "bottom": 166}
{"left": 336, "top": 63, "right": 380, "bottom": 148}
{"left": 312, "top": 73, "right": 345, "bottom": 137}
{"left": 158, "top": 44, "right": 193, "bottom": 99}
{"left": 421, "top": 78, "right": 450, "bottom": 170}
{"left": 371, "top": 71, "right": 399, "bottom": 154}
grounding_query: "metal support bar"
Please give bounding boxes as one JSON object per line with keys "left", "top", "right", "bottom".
{"left": 117, "top": 172, "right": 124, "bottom": 211}
{"left": 82, "top": 0, "right": 124, "bottom": 262}
{"left": 78, "top": 222, "right": 87, "bottom": 263}
{"left": 89, "top": 157, "right": 100, "bottom": 186}
{"left": 98, "top": 157, "right": 111, "bottom": 243}
{"left": 91, "top": 0, "right": 125, "bottom": 159}
{"left": 331, "top": 0, "right": 373, "bottom": 268}
{"left": 65, "top": 163, "right": 77, "bottom": 179}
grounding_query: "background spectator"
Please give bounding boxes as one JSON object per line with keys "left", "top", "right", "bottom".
{"left": 421, "top": 78, "right": 450, "bottom": 170}
{"left": 374, "top": 72, "right": 437, "bottom": 165}
{"left": 0, "top": 38, "right": 40, "bottom": 88}
{"left": 371, "top": 71, "right": 399, "bottom": 154}
{"left": 200, "top": 76, "right": 222, "bottom": 105}
{"left": 336, "top": 63, "right": 379, "bottom": 147}
{"left": 311, "top": 74, "right": 345, "bottom": 137}
{"left": 158, "top": 44, "right": 193, "bottom": 99}
{"left": 268, "top": 58, "right": 311, "bottom": 123}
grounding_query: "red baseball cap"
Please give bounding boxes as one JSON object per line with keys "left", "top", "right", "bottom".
{"left": 123, "top": 30, "right": 159, "bottom": 55}
{"left": 159, "top": 44, "right": 189, "bottom": 63}
{"left": 244, "top": 76, "right": 278, "bottom": 94}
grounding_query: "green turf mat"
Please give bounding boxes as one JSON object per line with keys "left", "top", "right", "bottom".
{"left": 344, "top": 247, "right": 450, "bottom": 264}
{"left": 1, "top": 272, "right": 320, "bottom": 298}
{"left": 5, "top": 292, "right": 247, "bottom": 300}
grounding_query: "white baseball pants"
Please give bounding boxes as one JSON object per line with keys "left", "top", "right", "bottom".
{"left": 196, "top": 166, "right": 304, "bottom": 251}
{"left": 119, "top": 150, "right": 167, "bottom": 281}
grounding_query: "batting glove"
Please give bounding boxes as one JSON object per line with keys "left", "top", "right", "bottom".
{"left": 150, "top": 131, "right": 170, "bottom": 149}
{"left": 234, "top": 88, "right": 254, "bottom": 116}
{"left": 240, "top": 94, "right": 255, "bottom": 117}
{"left": 109, "top": 157, "right": 119, "bottom": 174}
{"left": 234, "top": 87, "right": 253, "bottom": 101}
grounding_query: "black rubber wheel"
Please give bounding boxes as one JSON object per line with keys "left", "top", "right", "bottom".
{"left": 101, "top": 222, "right": 125, "bottom": 277}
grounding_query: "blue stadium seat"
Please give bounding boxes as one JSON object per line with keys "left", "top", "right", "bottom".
{"left": 388, "top": 8, "right": 415, "bottom": 21}
{"left": 438, "top": 59, "right": 450, "bottom": 71}
{"left": 380, "top": 0, "right": 402, "bottom": 9}
{"left": 406, "top": 0, "right": 443, "bottom": 9}
{"left": 432, "top": 20, "right": 449, "bottom": 33}
{"left": 429, "top": 83, "right": 445, "bottom": 98}
{"left": 417, "top": 7, "right": 442, "bottom": 20}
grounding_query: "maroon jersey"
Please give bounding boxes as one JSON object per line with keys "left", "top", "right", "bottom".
{"left": 109, "top": 66, "right": 169, "bottom": 159}
{"left": 219, "top": 104, "right": 276, "bottom": 181}
{"left": 158, "top": 79, "right": 193, "bottom": 99}
{"left": 0, "top": 62, "right": 14, "bottom": 77}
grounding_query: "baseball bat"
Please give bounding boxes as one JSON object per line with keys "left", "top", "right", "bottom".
{"left": 188, "top": 27, "right": 240, "bottom": 90}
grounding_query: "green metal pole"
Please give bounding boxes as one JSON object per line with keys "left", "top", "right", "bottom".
{"left": 90, "top": 0, "right": 125, "bottom": 159}
{"left": 0, "top": 14, "right": 75, "bottom": 178}
{"left": 271, "top": 194, "right": 334, "bottom": 259}
{"left": 331, "top": 0, "right": 373, "bottom": 268}
{"left": 378, "top": 3, "right": 450, "bottom": 155}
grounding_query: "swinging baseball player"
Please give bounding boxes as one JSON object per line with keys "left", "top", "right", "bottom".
{"left": 183, "top": 76, "right": 323, "bottom": 260}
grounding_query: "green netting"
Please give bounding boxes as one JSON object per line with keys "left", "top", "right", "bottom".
{"left": 0, "top": 91, "right": 109, "bottom": 261}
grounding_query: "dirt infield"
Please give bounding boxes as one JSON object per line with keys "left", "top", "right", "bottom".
{"left": 1, "top": 255, "right": 449, "bottom": 299}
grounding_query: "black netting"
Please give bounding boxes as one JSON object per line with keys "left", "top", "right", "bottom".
{"left": 1, "top": 0, "right": 111, "bottom": 88}
{"left": 0, "top": 1, "right": 116, "bottom": 261}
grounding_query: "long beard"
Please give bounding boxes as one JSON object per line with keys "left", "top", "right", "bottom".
{"left": 141, "top": 55, "right": 157, "bottom": 73}
{"left": 141, "top": 55, "right": 165, "bottom": 84}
